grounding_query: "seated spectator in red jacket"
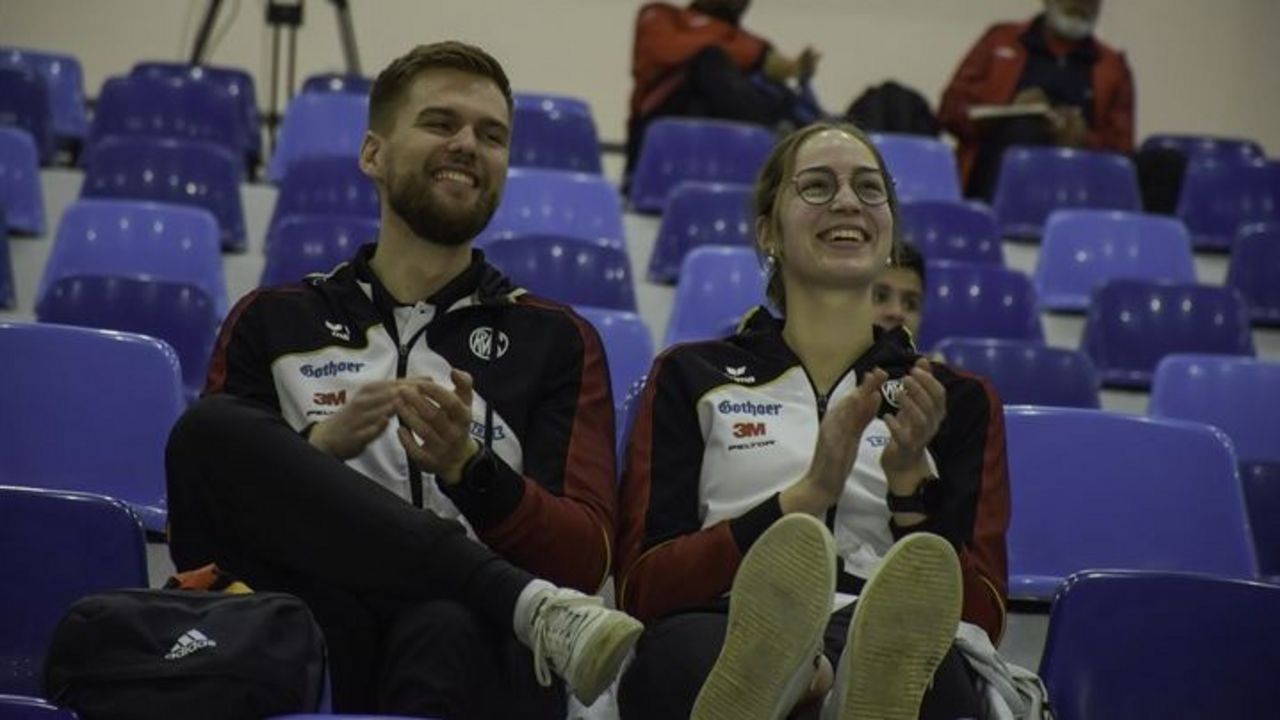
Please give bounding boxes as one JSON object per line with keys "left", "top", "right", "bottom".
{"left": 626, "top": 0, "right": 820, "bottom": 177}
{"left": 938, "top": 0, "right": 1135, "bottom": 200}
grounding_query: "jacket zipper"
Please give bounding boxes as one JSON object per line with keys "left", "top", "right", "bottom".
{"left": 398, "top": 326, "right": 430, "bottom": 508}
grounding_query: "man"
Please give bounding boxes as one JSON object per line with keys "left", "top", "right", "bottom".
{"left": 626, "top": 0, "right": 821, "bottom": 176}
{"left": 938, "top": 0, "right": 1134, "bottom": 199}
{"left": 871, "top": 241, "right": 926, "bottom": 338}
{"left": 165, "top": 41, "right": 641, "bottom": 717}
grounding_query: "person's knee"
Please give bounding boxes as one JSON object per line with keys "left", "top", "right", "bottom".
{"left": 384, "top": 600, "right": 492, "bottom": 663}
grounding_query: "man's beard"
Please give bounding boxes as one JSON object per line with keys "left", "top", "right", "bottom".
{"left": 387, "top": 165, "right": 501, "bottom": 247}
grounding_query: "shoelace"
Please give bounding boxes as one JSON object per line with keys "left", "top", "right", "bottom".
{"left": 530, "top": 593, "right": 604, "bottom": 688}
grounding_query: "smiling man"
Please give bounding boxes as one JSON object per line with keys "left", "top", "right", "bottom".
{"left": 165, "top": 42, "right": 641, "bottom": 717}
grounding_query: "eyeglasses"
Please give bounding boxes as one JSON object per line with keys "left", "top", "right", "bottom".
{"left": 791, "top": 167, "right": 890, "bottom": 207}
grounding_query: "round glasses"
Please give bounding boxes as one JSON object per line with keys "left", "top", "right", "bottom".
{"left": 791, "top": 167, "right": 890, "bottom": 207}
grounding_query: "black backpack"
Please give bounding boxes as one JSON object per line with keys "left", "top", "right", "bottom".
{"left": 845, "top": 81, "right": 940, "bottom": 137}
{"left": 43, "top": 589, "right": 327, "bottom": 720}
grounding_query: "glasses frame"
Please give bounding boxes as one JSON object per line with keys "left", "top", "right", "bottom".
{"left": 790, "top": 166, "right": 891, "bottom": 207}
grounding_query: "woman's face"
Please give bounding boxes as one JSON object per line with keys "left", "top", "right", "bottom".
{"left": 765, "top": 129, "right": 895, "bottom": 295}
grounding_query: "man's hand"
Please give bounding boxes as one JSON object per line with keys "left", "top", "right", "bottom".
{"left": 764, "top": 46, "right": 820, "bottom": 83}
{"left": 1011, "top": 86, "right": 1050, "bottom": 107}
{"left": 309, "top": 381, "right": 400, "bottom": 460}
{"left": 797, "top": 46, "right": 820, "bottom": 80}
{"left": 395, "top": 369, "right": 480, "bottom": 486}
{"left": 1050, "top": 106, "right": 1088, "bottom": 147}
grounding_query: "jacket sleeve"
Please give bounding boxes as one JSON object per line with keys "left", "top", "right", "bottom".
{"left": 633, "top": 3, "right": 769, "bottom": 83}
{"left": 892, "top": 372, "right": 1010, "bottom": 643}
{"left": 615, "top": 352, "right": 784, "bottom": 622}
{"left": 1086, "top": 51, "right": 1135, "bottom": 154}
{"left": 440, "top": 308, "right": 618, "bottom": 593}
{"left": 937, "top": 25, "right": 1004, "bottom": 143}
{"left": 203, "top": 289, "right": 281, "bottom": 410}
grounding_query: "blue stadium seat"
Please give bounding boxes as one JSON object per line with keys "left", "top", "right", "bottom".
{"left": 262, "top": 215, "right": 375, "bottom": 286}
{"left": 1149, "top": 354, "right": 1280, "bottom": 464}
{"left": 0, "top": 212, "right": 12, "bottom": 308}
{"left": 268, "top": 92, "right": 368, "bottom": 183}
{"left": 1040, "top": 571, "right": 1280, "bottom": 719}
{"left": 1004, "top": 407, "right": 1257, "bottom": 602}
{"left": 0, "top": 694, "right": 80, "bottom": 718}
{"left": 483, "top": 235, "right": 636, "bottom": 311}
{"left": 1140, "top": 133, "right": 1265, "bottom": 163}
{"left": 510, "top": 93, "right": 602, "bottom": 174}
{"left": 870, "top": 132, "right": 962, "bottom": 202}
{"left": 0, "top": 322, "right": 181, "bottom": 534}
{"left": 479, "top": 168, "right": 624, "bottom": 248}
{"left": 898, "top": 200, "right": 1002, "bottom": 265}
{"left": 916, "top": 261, "right": 1043, "bottom": 351}
{"left": 1, "top": 47, "right": 88, "bottom": 149}
{"left": 0, "top": 486, "right": 147, "bottom": 698}
{"left": 0, "top": 127, "right": 46, "bottom": 235}
{"left": 575, "top": 307, "right": 654, "bottom": 420}
{"left": 1176, "top": 157, "right": 1280, "bottom": 251}
{"left": 629, "top": 118, "right": 775, "bottom": 214}
{"left": 38, "top": 199, "right": 228, "bottom": 317}
{"left": 131, "top": 62, "right": 262, "bottom": 168}
{"left": 935, "top": 338, "right": 1099, "bottom": 408}
{"left": 270, "top": 156, "right": 379, "bottom": 234}
{"left": 1033, "top": 210, "right": 1196, "bottom": 312}
{"left": 81, "top": 136, "right": 246, "bottom": 252}
{"left": 37, "top": 276, "right": 219, "bottom": 401}
{"left": 992, "top": 146, "right": 1141, "bottom": 239}
{"left": 1240, "top": 461, "right": 1280, "bottom": 579}
{"left": 1081, "top": 279, "right": 1254, "bottom": 389}
{"left": 1228, "top": 222, "right": 1280, "bottom": 326}
{"left": 301, "top": 73, "right": 373, "bottom": 95}
{"left": 0, "top": 66, "right": 55, "bottom": 165}
{"left": 89, "top": 75, "right": 246, "bottom": 162}
{"left": 647, "top": 181, "right": 753, "bottom": 283}
{"left": 664, "top": 246, "right": 766, "bottom": 347}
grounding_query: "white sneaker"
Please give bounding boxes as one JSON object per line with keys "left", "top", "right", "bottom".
{"left": 691, "top": 514, "right": 837, "bottom": 720}
{"left": 528, "top": 588, "right": 643, "bottom": 706}
{"left": 825, "top": 532, "right": 962, "bottom": 720}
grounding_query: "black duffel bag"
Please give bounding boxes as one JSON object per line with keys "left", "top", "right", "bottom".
{"left": 43, "top": 589, "right": 326, "bottom": 720}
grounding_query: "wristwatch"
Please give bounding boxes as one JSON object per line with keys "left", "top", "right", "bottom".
{"left": 459, "top": 445, "right": 497, "bottom": 494}
{"left": 886, "top": 475, "right": 941, "bottom": 514}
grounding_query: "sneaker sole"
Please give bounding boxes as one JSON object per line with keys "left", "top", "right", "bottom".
{"left": 570, "top": 612, "right": 644, "bottom": 706}
{"left": 692, "top": 514, "right": 836, "bottom": 720}
{"left": 836, "top": 532, "right": 962, "bottom": 720}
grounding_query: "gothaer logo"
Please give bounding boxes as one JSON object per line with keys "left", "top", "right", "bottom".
{"left": 469, "top": 327, "right": 510, "bottom": 360}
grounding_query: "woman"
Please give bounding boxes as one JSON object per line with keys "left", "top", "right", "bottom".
{"left": 616, "top": 121, "right": 1010, "bottom": 719}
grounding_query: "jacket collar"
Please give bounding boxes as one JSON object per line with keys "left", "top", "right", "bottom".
{"left": 736, "top": 306, "right": 922, "bottom": 380}
{"left": 348, "top": 243, "right": 519, "bottom": 315}
{"left": 1021, "top": 13, "right": 1100, "bottom": 63}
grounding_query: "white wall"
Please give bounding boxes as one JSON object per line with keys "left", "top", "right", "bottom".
{"left": 2, "top": 0, "right": 1277, "bottom": 151}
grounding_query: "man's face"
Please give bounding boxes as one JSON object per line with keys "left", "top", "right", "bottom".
{"left": 691, "top": 0, "right": 750, "bottom": 24}
{"left": 363, "top": 68, "right": 510, "bottom": 246}
{"left": 1043, "top": 0, "right": 1102, "bottom": 39}
{"left": 871, "top": 267, "right": 924, "bottom": 336}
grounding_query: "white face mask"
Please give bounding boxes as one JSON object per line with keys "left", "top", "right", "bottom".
{"left": 1046, "top": 4, "right": 1097, "bottom": 40}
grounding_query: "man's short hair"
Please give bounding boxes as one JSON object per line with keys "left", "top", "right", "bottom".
{"left": 368, "top": 41, "right": 513, "bottom": 134}
{"left": 890, "top": 240, "right": 926, "bottom": 287}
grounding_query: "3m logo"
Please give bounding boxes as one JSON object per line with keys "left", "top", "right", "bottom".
{"left": 313, "top": 390, "right": 347, "bottom": 406}
{"left": 733, "top": 422, "right": 767, "bottom": 438}
{"left": 165, "top": 629, "right": 217, "bottom": 660}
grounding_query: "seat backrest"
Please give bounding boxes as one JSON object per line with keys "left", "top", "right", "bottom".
{"left": 1082, "top": 279, "right": 1255, "bottom": 389}
{"left": 39, "top": 199, "right": 227, "bottom": 317}
{"left": 648, "top": 181, "right": 754, "bottom": 283}
{"left": 1149, "top": 354, "right": 1280, "bottom": 464}
{"left": 262, "top": 215, "right": 377, "bottom": 286}
{"left": 1004, "top": 408, "right": 1257, "bottom": 601}
{"left": 870, "top": 132, "right": 961, "bottom": 202}
{"left": 936, "top": 338, "right": 1099, "bottom": 408}
{"left": 629, "top": 118, "right": 776, "bottom": 214}
{"left": 993, "top": 146, "right": 1141, "bottom": 239}
{"left": 1034, "top": 209, "right": 1196, "bottom": 311}
{"left": 665, "top": 246, "right": 767, "bottom": 347}
{"left": 510, "top": 93, "right": 602, "bottom": 174}
{"left": 270, "top": 155, "right": 379, "bottom": 231}
{"left": 0, "top": 65, "right": 55, "bottom": 164}
{"left": 1, "top": 46, "right": 88, "bottom": 143}
{"left": 1140, "top": 133, "right": 1265, "bottom": 163}
{"left": 36, "top": 276, "right": 219, "bottom": 401}
{"left": 0, "top": 693, "right": 82, "bottom": 718}
{"left": 479, "top": 168, "right": 624, "bottom": 247}
{"left": 1177, "top": 157, "right": 1280, "bottom": 251}
{"left": 1040, "top": 571, "right": 1280, "bottom": 720}
{"left": 301, "top": 72, "right": 373, "bottom": 95}
{"left": 81, "top": 136, "right": 246, "bottom": 251}
{"left": 1240, "top": 461, "right": 1280, "bottom": 578}
{"left": 268, "top": 92, "right": 368, "bottom": 183}
{"left": 574, "top": 307, "right": 654, "bottom": 420}
{"left": 0, "top": 486, "right": 148, "bottom": 697}
{"left": 89, "top": 75, "right": 245, "bottom": 158}
{"left": 0, "top": 212, "right": 11, "bottom": 308}
{"left": 483, "top": 235, "right": 636, "bottom": 311}
{"left": 1227, "top": 221, "right": 1280, "bottom": 325}
{"left": 916, "top": 260, "right": 1043, "bottom": 351}
{"left": 898, "top": 200, "right": 1002, "bottom": 265}
{"left": 131, "top": 61, "right": 261, "bottom": 159}
{"left": 0, "top": 127, "right": 46, "bottom": 235}
{"left": 0, "top": 322, "right": 182, "bottom": 532}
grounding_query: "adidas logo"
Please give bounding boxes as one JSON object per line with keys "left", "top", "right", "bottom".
{"left": 165, "top": 628, "right": 218, "bottom": 660}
